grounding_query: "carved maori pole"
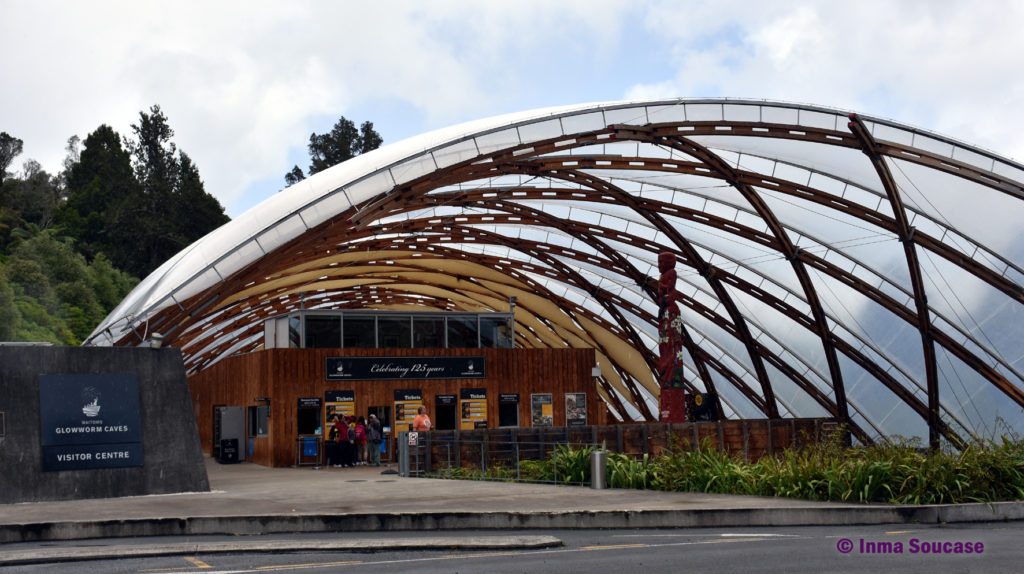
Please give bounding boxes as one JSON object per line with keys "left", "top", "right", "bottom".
{"left": 657, "top": 251, "right": 687, "bottom": 422}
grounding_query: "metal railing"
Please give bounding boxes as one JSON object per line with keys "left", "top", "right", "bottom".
{"left": 398, "top": 419, "right": 838, "bottom": 482}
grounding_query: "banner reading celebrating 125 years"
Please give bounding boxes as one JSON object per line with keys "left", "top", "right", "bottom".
{"left": 326, "top": 357, "right": 484, "bottom": 381}
{"left": 38, "top": 374, "right": 144, "bottom": 471}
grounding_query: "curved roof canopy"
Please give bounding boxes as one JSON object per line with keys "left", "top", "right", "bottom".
{"left": 88, "top": 98, "right": 1024, "bottom": 446}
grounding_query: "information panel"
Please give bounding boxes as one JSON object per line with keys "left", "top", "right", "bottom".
{"left": 327, "top": 357, "right": 484, "bottom": 381}
{"left": 565, "top": 393, "right": 587, "bottom": 426}
{"left": 38, "top": 373, "right": 144, "bottom": 471}
{"left": 324, "top": 390, "right": 355, "bottom": 428}
{"left": 460, "top": 388, "right": 488, "bottom": 430}
{"left": 531, "top": 393, "right": 554, "bottom": 427}
{"left": 394, "top": 389, "right": 423, "bottom": 432}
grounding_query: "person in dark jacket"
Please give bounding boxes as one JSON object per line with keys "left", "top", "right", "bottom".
{"left": 367, "top": 414, "right": 383, "bottom": 466}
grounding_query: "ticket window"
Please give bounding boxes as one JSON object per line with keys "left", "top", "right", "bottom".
{"left": 435, "top": 395, "right": 457, "bottom": 431}
{"left": 499, "top": 399, "right": 519, "bottom": 427}
{"left": 297, "top": 402, "right": 321, "bottom": 435}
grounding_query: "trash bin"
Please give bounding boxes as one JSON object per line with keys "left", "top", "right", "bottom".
{"left": 218, "top": 438, "right": 239, "bottom": 464}
{"left": 591, "top": 450, "right": 607, "bottom": 489}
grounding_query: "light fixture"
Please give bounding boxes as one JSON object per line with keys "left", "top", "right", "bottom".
{"left": 149, "top": 332, "right": 164, "bottom": 349}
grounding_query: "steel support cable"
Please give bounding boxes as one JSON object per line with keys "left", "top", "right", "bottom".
{"left": 350, "top": 211, "right": 873, "bottom": 438}
{"left": 474, "top": 181, "right": 1024, "bottom": 389}
{"left": 616, "top": 129, "right": 848, "bottom": 430}
{"left": 527, "top": 167, "right": 782, "bottom": 418}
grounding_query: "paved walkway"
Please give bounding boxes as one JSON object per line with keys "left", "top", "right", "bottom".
{"left": 2, "top": 457, "right": 1022, "bottom": 545}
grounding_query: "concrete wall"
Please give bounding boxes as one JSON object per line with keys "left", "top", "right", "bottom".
{"left": 0, "top": 346, "right": 209, "bottom": 503}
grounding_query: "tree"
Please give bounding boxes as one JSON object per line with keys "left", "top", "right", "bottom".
{"left": 119, "top": 105, "right": 229, "bottom": 276}
{"left": 59, "top": 125, "right": 140, "bottom": 264}
{"left": 0, "top": 132, "right": 23, "bottom": 182}
{"left": 284, "top": 116, "right": 382, "bottom": 186}
{"left": 173, "top": 151, "right": 228, "bottom": 246}
{"left": 284, "top": 165, "right": 305, "bottom": 186}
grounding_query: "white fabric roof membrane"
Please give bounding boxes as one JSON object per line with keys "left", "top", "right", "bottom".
{"left": 87, "top": 98, "right": 1024, "bottom": 446}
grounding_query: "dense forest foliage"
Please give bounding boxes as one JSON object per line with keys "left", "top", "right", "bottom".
{"left": 0, "top": 105, "right": 230, "bottom": 344}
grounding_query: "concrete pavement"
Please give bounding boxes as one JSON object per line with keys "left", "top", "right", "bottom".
{"left": 1, "top": 457, "right": 1022, "bottom": 549}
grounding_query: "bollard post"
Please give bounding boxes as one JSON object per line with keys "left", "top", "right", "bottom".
{"left": 591, "top": 449, "right": 608, "bottom": 489}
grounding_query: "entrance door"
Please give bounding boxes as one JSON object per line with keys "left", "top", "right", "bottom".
{"left": 435, "top": 395, "right": 457, "bottom": 431}
{"left": 368, "top": 405, "right": 392, "bottom": 462}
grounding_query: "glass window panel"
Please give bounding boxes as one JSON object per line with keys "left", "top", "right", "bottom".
{"left": 475, "top": 128, "right": 521, "bottom": 156}
{"left": 604, "top": 106, "right": 649, "bottom": 126}
{"left": 684, "top": 103, "right": 722, "bottom": 121}
{"left": 888, "top": 158, "right": 1024, "bottom": 268}
{"left": 343, "top": 316, "right": 376, "bottom": 348}
{"left": 377, "top": 316, "right": 412, "bottom": 348}
{"left": 305, "top": 315, "right": 341, "bottom": 349}
{"left": 560, "top": 111, "right": 607, "bottom": 134}
{"left": 920, "top": 247, "right": 1024, "bottom": 372}
{"left": 935, "top": 346, "right": 1024, "bottom": 439}
{"left": 518, "top": 118, "right": 563, "bottom": 144}
{"left": 447, "top": 316, "right": 479, "bottom": 348}
{"left": 413, "top": 317, "right": 445, "bottom": 348}
{"left": 645, "top": 104, "right": 687, "bottom": 124}
{"left": 723, "top": 103, "right": 761, "bottom": 122}
{"left": 763, "top": 363, "right": 830, "bottom": 418}
{"left": 839, "top": 355, "right": 925, "bottom": 441}
{"left": 480, "top": 317, "right": 512, "bottom": 348}
{"left": 760, "top": 105, "right": 799, "bottom": 125}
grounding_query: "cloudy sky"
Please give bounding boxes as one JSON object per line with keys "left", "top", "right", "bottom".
{"left": 3, "top": 0, "right": 1023, "bottom": 217}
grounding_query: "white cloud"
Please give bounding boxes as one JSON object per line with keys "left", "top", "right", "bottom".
{"left": 628, "top": 1, "right": 1024, "bottom": 162}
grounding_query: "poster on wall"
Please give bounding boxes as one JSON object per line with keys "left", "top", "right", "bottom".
{"left": 394, "top": 389, "right": 423, "bottom": 432}
{"left": 459, "top": 388, "right": 488, "bottom": 430}
{"left": 565, "top": 393, "right": 587, "bottom": 426}
{"left": 324, "top": 390, "right": 355, "bottom": 430}
{"left": 531, "top": 393, "right": 553, "bottom": 427}
{"left": 38, "top": 374, "right": 144, "bottom": 471}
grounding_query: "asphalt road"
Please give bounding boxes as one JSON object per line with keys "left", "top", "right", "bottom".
{"left": 3, "top": 523, "right": 1022, "bottom": 573}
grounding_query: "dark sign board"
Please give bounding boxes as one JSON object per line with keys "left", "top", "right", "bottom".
{"left": 435, "top": 394, "right": 457, "bottom": 406}
{"left": 327, "top": 357, "right": 485, "bottom": 381}
{"left": 566, "top": 392, "right": 587, "bottom": 427}
{"left": 460, "top": 388, "right": 487, "bottom": 400}
{"left": 325, "top": 390, "right": 355, "bottom": 402}
{"left": 298, "top": 397, "right": 322, "bottom": 409}
{"left": 395, "top": 389, "right": 422, "bottom": 402}
{"left": 499, "top": 393, "right": 520, "bottom": 403}
{"left": 38, "top": 374, "right": 143, "bottom": 471}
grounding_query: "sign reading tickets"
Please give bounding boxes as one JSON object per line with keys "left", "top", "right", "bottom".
{"left": 531, "top": 393, "right": 554, "bottom": 427}
{"left": 324, "top": 390, "right": 355, "bottom": 429}
{"left": 326, "top": 357, "right": 485, "bottom": 380}
{"left": 460, "top": 388, "right": 488, "bottom": 430}
{"left": 38, "top": 374, "right": 144, "bottom": 471}
{"left": 394, "top": 390, "right": 423, "bottom": 432}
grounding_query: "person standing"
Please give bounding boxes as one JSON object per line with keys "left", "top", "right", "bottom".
{"left": 328, "top": 415, "right": 344, "bottom": 468}
{"left": 367, "top": 414, "right": 383, "bottom": 466}
{"left": 355, "top": 416, "right": 368, "bottom": 465}
{"left": 413, "top": 405, "right": 432, "bottom": 432}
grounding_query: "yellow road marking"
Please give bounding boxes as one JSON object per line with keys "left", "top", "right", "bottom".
{"left": 255, "top": 561, "right": 363, "bottom": 571}
{"left": 184, "top": 557, "right": 212, "bottom": 569}
{"left": 885, "top": 530, "right": 915, "bottom": 535}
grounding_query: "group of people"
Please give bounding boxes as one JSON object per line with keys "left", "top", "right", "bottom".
{"left": 325, "top": 413, "right": 383, "bottom": 467}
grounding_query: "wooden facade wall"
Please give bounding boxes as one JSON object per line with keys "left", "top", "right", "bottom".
{"left": 188, "top": 347, "right": 598, "bottom": 467}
